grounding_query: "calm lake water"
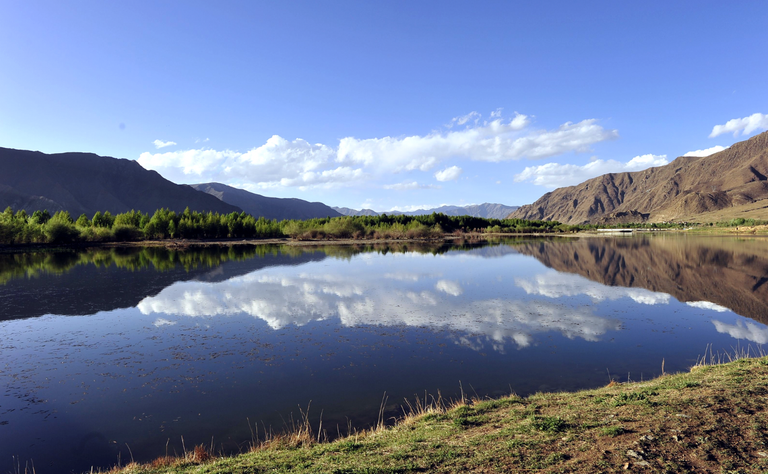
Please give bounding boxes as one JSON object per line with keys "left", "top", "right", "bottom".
{"left": 2, "top": 235, "right": 768, "bottom": 472}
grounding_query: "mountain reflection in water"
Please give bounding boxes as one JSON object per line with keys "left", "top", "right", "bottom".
{"left": 2, "top": 235, "right": 768, "bottom": 473}
{"left": 514, "top": 235, "right": 768, "bottom": 325}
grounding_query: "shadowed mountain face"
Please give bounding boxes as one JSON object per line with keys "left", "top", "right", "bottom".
{"left": 192, "top": 182, "right": 342, "bottom": 220}
{"left": 0, "top": 147, "right": 241, "bottom": 216}
{"left": 333, "top": 203, "right": 519, "bottom": 219}
{"left": 509, "top": 131, "right": 768, "bottom": 224}
{"left": 515, "top": 236, "right": 768, "bottom": 324}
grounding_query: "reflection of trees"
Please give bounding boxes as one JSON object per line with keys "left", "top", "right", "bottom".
{"left": 0, "top": 237, "right": 554, "bottom": 285}
{"left": 0, "top": 246, "right": 271, "bottom": 284}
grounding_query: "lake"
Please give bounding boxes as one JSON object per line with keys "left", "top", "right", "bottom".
{"left": 2, "top": 235, "right": 767, "bottom": 473}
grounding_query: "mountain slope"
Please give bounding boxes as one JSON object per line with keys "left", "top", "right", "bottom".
{"left": 0, "top": 147, "right": 241, "bottom": 216}
{"left": 332, "top": 207, "right": 380, "bottom": 216}
{"left": 191, "top": 182, "right": 342, "bottom": 220}
{"left": 333, "top": 203, "right": 519, "bottom": 219}
{"left": 509, "top": 131, "right": 768, "bottom": 224}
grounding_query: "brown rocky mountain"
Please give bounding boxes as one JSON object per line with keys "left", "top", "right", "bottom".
{"left": 0, "top": 147, "right": 241, "bottom": 217}
{"left": 509, "top": 131, "right": 768, "bottom": 224}
{"left": 516, "top": 236, "right": 768, "bottom": 325}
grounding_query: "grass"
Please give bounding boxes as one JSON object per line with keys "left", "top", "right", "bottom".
{"left": 91, "top": 352, "right": 768, "bottom": 474}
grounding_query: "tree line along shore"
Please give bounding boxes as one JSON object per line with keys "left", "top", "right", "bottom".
{"left": 1, "top": 206, "right": 765, "bottom": 246}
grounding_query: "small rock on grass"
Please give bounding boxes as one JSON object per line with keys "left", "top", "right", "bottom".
{"left": 627, "top": 449, "right": 645, "bottom": 460}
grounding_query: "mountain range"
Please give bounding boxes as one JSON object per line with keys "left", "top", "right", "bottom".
{"left": 0, "top": 148, "right": 349, "bottom": 220}
{"left": 333, "top": 203, "right": 519, "bottom": 219}
{"left": 509, "top": 131, "right": 768, "bottom": 224}
{"left": 9, "top": 129, "right": 767, "bottom": 226}
{"left": 1, "top": 147, "right": 510, "bottom": 221}
{"left": 191, "top": 182, "right": 341, "bottom": 220}
{"left": 0, "top": 147, "right": 240, "bottom": 217}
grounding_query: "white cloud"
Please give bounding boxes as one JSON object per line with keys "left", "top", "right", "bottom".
{"left": 687, "top": 301, "right": 730, "bottom": 312}
{"left": 138, "top": 148, "right": 240, "bottom": 182}
{"left": 514, "top": 153, "right": 668, "bottom": 188}
{"left": 683, "top": 145, "right": 727, "bottom": 157}
{"left": 434, "top": 166, "right": 463, "bottom": 182}
{"left": 447, "top": 111, "right": 481, "bottom": 128}
{"left": 712, "top": 320, "right": 768, "bottom": 344}
{"left": 226, "top": 135, "right": 363, "bottom": 189}
{"left": 138, "top": 137, "right": 365, "bottom": 190}
{"left": 337, "top": 115, "right": 616, "bottom": 172}
{"left": 153, "top": 318, "right": 177, "bottom": 327}
{"left": 709, "top": 113, "right": 768, "bottom": 138}
{"left": 515, "top": 271, "right": 671, "bottom": 305}
{"left": 138, "top": 111, "right": 618, "bottom": 190}
{"left": 153, "top": 139, "right": 177, "bottom": 149}
{"left": 138, "top": 264, "right": 620, "bottom": 351}
{"left": 435, "top": 280, "right": 463, "bottom": 296}
{"left": 383, "top": 181, "right": 441, "bottom": 190}
{"left": 385, "top": 204, "right": 451, "bottom": 213}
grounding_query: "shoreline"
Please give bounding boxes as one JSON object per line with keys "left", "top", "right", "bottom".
{"left": 104, "top": 355, "right": 768, "bottom": 473}
{"left": 4, "top": 226, "right": 768, "bottom": 254}
{"left": 0, "top": 232, "right": 573, "bottom": 253}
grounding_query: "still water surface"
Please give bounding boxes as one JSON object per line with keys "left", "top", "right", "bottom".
{"left": 1, "top": 236, "right": 767, "bottom": 472}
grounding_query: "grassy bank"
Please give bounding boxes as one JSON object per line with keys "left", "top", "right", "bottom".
{"left": 104, "top": 355, "right": 768, "bottom": 474}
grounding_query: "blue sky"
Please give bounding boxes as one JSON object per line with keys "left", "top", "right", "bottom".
{"left": 1, "top": 1, "right": 767, "bottom": 211}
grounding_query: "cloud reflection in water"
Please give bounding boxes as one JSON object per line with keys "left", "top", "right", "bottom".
{"left": 138, "top": 266, "right": 621, "bottom": 351}
{"left": 712, "top": 320, "right": 768, "bottom": 344}
{"left": 514, "top": 271, "right": 671, "bottom": 305}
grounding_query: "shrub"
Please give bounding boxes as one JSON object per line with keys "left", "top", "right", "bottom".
{"left": 43, "top": 221, "right": 79, "bottom": 243}
{"left": 79, "top": 226, "right": 114, "bottom": 242}
{"left": 113, "top": 225, "right": 143, "bottom": 241}
{"left": 323, "top": 217, "right": 363, "bottom": 238}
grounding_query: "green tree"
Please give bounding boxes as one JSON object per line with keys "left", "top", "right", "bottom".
{"left": 168, "top": 220, "right": 176, "bottom": 238}
{"left": 76, "top": 214, "right": 91, "bottom": 227}
{"left": 31, "top": 209, "right": 51, "bottom": 225}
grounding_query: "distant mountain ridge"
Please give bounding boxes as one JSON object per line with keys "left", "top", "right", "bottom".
{"left": 509, "top": 131, "right": 768, "bottom": 224}
{"left": 191, "top": 182, "right": 342, "bottom": 220}
{"left": 0, "top": 147, "right": 240, "bottom": 217}
{"left": 333, "top": 203, "right": 519, "bottom": 219}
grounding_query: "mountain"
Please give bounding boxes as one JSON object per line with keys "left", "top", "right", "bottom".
{"left": 0, "top": 147, "right": 241, "bottom": 216}
{"left": 332, "top": 207, "right": 380, "bottom": 217}
{"left": 333, "top": 203, "right": 519, "bottom": 219}
{"left": 457, "top": 203, "right": 521, "bottom": 219}
{"left": 509, "top": 131, "right": 768, "bottom": 224}
{"left": 191, "top": 182, "right": 342, "bottom": 220}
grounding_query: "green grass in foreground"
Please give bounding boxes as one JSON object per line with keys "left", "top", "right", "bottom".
{"left": 102, "top": 356, "right": 768, "bottom": 474}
